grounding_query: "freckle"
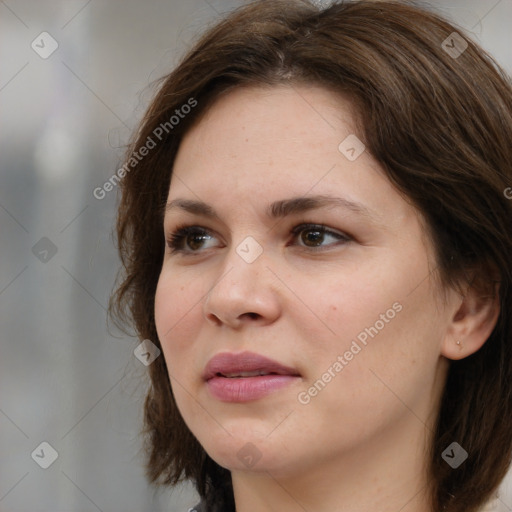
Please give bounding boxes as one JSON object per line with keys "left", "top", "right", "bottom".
{"left": 180, "top": 286, "right": 184, "bottom": 291}
{"left": 332, "top": 306, "right": 337, "bottom": 311}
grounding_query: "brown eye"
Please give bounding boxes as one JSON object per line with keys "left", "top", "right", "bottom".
{"left": 166, "top": 226, "right": 216, "bottom": 253}
{"left": 186, "top": 232, "right": 210, "bottom": 251}
{"left": 165, "top": 223, "right": 351, "bottom": 256}
{"left": 300, "top": 228, "right": 325, "bottom": 247}
{"left": 292, "top": 224, "right": 351, "bottom": 249}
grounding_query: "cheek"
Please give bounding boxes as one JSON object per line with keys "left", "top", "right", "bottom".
{"left": 154, "top": 272, "right": 202, "bottom": 370}
{"left": 294, "top": 262, "right": 403, "bottom": 353}
{"left": 154, "top": 273, "right": 208, "bottom": 423}
{"left": 297, "top": 305, "right": 438, "bottom": 448}
{"left": 320, "top": 293, "right": 441, "bottom": 420}
{"left": 296, "top": 255, "right": 441, "bottom": 396}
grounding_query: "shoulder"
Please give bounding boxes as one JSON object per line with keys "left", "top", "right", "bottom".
{"left": 187, "top": 502, "right": 206, "bottom": 512}
{"left": 187, "top": 499, "right": 222, "bottom": 512}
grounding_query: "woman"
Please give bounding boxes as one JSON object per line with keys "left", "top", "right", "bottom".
{"left": 109, "top": 1, "right": 512, "bottom": 511}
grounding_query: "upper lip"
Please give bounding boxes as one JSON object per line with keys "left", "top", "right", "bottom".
{"left": 202, "top": 351, "right": 301, "bottom": 380}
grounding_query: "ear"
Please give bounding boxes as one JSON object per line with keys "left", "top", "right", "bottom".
{"left": 441, "top": 281, "right": 500, "bottom": 361}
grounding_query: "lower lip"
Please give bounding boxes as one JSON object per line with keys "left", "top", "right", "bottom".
{"left": 206, "top": 375, "right": 300, "bottom": 402}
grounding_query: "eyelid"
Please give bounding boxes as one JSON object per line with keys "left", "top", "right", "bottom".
{"left": 165, "top": 224, "right": 219, "bottom": 254}
{"left": 164, "top": 222, "right": 352, "bottom": 255}
{"left": 289, "top": 223, "right": 351, "bottom": 242}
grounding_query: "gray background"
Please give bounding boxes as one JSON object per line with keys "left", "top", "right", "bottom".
{"left": 0, "top": 1, "right": 511, "bottom": 511}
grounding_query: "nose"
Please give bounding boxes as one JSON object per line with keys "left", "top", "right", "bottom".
{"left": 203, "top": 245, "right": 282, "bottom": 329}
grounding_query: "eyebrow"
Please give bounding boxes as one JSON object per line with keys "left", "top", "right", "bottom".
{"left": 164, "top": 194, "right": 378, "bottom": 222}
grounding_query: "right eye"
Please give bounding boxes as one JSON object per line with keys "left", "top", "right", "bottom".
{"left": 166, "top": 225, "right": 220, "bottom": 254}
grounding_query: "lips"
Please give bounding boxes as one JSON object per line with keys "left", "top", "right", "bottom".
{"left": 202, "top": 351, "right": 300, "bottom": 381}
{"left": 203, "top": 351, "right": 301, "bottom": 402}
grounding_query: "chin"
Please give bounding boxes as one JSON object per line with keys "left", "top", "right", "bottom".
{"left": 195, "top": 426, "right": 287, "bottom": 473}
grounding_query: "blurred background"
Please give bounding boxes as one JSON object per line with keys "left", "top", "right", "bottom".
{"left": 0, "top": 1, "right": 511, "bottom": 511}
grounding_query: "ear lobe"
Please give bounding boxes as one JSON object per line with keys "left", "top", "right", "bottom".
{"left": 441, "top": 284, "right": 500, "bottom": 361}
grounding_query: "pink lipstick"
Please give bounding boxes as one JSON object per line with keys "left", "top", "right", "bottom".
{"left": 203, "top": 351, "right": 301, "bottom": 402}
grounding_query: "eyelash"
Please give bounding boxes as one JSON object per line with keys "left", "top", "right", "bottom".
{"left": 165, "top": 223, "right": 352, "bottom": 255}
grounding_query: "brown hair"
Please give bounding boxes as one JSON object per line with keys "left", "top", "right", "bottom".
{"left": 109, "top": 1, "right": 512, "bottom": 510}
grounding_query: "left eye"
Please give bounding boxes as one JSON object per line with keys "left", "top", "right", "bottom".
{"left": 290, "top": 224, "right": 351, "bottom": 249}
{"left": 165, "top": 223, "right": 351, "bottom": 254}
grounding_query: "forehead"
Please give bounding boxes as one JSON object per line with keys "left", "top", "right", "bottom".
{"left": 168, "top": 85, "right": 421, "bottom": 235}
{"left": 175, "top": 84, "right": 360, "bottom": 171}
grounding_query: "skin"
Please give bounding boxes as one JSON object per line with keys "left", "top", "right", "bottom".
{"left": 154, "top": 85, "right": 499, "bottom": 512}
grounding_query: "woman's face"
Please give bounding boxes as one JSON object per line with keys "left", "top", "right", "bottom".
{"left": 155, "top": 85, "right": 455, "bottom": 478}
